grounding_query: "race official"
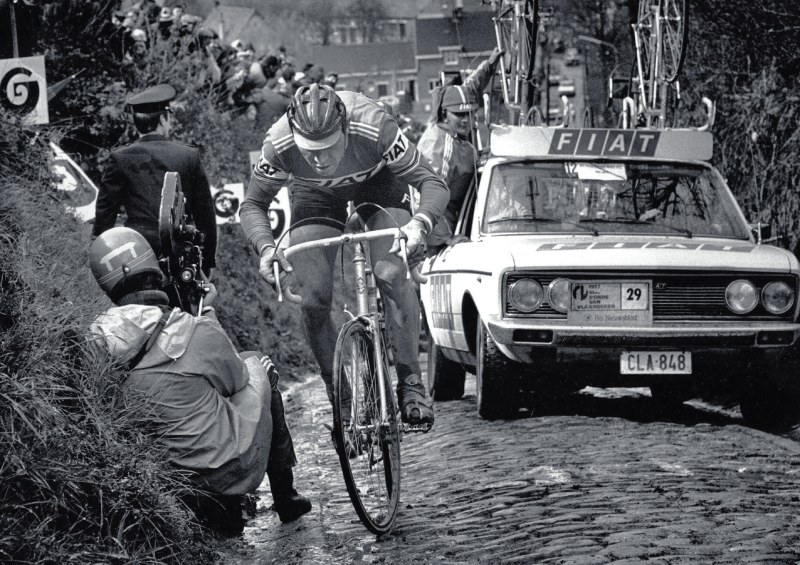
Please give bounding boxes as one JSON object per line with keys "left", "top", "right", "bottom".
{"left": 92, "top": 84, "right": 217, "bottom": 275}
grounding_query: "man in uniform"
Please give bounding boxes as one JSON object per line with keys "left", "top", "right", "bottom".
{"left": 92, "top": 84, "right": 217, "bottom": 276}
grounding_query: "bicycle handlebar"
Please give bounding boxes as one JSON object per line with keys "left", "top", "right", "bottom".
{"left": 274, "top": 227, "right": 428, "bottom": 304}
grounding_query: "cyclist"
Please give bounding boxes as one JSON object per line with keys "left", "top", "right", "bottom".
{"left": 240, "top": 84, "right": 449, "bottom": 429}
{"left": 418, "top": 47, "right": 503, "bottom": 253}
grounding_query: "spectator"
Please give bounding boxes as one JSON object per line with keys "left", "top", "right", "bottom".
{"left": 321, "top": 72, "right": 339, "bottom": 89}
{"left": 87, "top": 227, "right": 312, "bottom": 533}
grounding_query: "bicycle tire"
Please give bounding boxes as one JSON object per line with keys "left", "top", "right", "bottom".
{"left": 332, "top": 318, "right": 401, "bottom": 535}
{"left": 661, "top": 0, "right": 688, "bottom": 82}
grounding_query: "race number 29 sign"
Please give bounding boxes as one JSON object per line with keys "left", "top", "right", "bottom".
{"left": 0, "top": 56, "right": 49, "bottom": 125}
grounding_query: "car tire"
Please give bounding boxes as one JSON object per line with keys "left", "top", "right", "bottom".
{"left": 739, "top": 382, "right": 800, "bottom": 431}
{"left": 476, "top": 320, "right": 522, "bottom": 420}
{"left": 427, "top": 332, "right": 466, "bottom": 401}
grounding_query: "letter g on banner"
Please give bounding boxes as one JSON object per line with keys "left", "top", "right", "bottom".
{"left": 0, "top": 56, "right": 49, "bottom": 124}
{"left": 1, "top": 67, "right": 39, "bottom": 114}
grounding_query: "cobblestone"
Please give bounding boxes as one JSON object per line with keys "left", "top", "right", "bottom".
{"left": 217, "top": 369, "right": 800, "bottom": 564}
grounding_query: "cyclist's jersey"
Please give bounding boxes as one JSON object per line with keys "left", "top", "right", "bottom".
{"left": 241, "top": 91, "right": 449, "bottom": 255}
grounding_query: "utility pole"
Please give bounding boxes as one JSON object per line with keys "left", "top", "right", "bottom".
{"left": 10, "top": 0, "right": 19, "bottom": 58}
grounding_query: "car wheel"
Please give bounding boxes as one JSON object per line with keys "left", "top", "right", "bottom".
{"left": 739, "top": 381, "right": 800, "bottom": 431}
{"left": 476, "top": 320, "right": 522, "bottom": 420}
{"left": 426, "top": 332, "right": 466, "bottom": 401}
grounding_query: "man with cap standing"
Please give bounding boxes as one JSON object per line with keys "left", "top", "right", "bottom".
{"left": 93, "top": 84, "right": 217, "bottom": 278}
{"left": 417, "top": 47, "right": 503, "bottom": 253}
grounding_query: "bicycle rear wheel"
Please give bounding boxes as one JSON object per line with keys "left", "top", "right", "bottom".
{"left": 332, "top": 318, "right": 401, "bottom": 535}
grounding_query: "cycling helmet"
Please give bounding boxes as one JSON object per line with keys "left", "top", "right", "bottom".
{"left": 288, "top": 83, "right": 346, "bottom": 150}
{"left": 90, "top": 227, "right": 163, "bottom": 300}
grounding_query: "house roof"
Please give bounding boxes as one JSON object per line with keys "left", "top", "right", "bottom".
{"left": 386, "top": 0, "right": 431, "bottom": 18}
{"left": 203, "top": 6, "right": 263, "bottom": 45}
{"left": 310, "top": 42, "right": 417, "bottom": 76}
{"left": 418, "top": 0, "right": 495, "bottom": 16}
{"left": 416, "top": 11, "right": 496, "bottom": 55}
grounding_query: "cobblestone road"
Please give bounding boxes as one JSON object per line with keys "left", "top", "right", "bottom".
{"left": 217, "top": 363, "right": 800, "bottom": 564}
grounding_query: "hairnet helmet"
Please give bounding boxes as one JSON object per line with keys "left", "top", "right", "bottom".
{"left": 288, "top": 83, "right": 346, "bottom": 150}
{"left": 90, "top": 227, "right": 163, "bottom": 300}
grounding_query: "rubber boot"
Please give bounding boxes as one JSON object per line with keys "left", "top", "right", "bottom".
{"left": 267, "top": 467, "right": 312, "bottom": 523}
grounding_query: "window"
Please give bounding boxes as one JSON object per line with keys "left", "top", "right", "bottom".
{"left": 428, "top": 78, "right": 441, "bottom": 92}
{"left": 376, "top": 83, "right": 389, "bottom": 97}
{"left": 443, "top": 51, "right": 460, "bottom": 67}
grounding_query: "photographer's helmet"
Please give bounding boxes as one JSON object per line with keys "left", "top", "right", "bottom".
{"left": 90, "top": 227, "right": 163, "bottom": 300}
{"left": 288, "top": 83, "right": 346, "bottom": 150}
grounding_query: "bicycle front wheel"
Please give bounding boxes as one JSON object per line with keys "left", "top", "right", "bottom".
{"left": 332, "top": 318, "right": 401, "bottom": 535}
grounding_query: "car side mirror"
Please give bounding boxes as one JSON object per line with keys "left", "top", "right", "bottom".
{"left": 750, "top": 222, "right": 771, "bottom": 243}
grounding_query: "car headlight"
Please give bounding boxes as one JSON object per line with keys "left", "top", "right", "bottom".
{"left": 508, "top": 278, "right": 543, "bottom": 312}
{"left": 761, "top": 281, "right": 794, "bottom": 315}
{"left": 548, "top": 278, "right": 572, "bottom": 313}
{"left": 725, "top": 280, "right": 758, "bottom": 314}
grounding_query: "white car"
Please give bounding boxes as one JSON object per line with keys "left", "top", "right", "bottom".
{"left": 421, "top": 126, "right": 800, "bottom": 428}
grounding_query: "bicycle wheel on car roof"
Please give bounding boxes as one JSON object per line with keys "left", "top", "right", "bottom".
{"left": 637, "top": 0, "right": 687, "bottom": 83}
{"left": 332, "top": 318, "right": 401, "bottom": 535}
{"left": 493, "top": 0, "right": 538, "bottom": 119}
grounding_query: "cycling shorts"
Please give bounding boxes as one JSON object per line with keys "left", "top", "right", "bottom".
{"left": 290, "top": 172, "right": 412, "bottom": 228}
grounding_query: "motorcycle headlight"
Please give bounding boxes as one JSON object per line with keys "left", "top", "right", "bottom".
{"left": 725, "top": 279, "right": 758, "bottom": 314}
{"left": 508, "top": 278, "right": 543, "bottom": 313}
{"left": 548, "top": 278, "right": 572, "bottom": 313}
{"left": 761, "top": 281, "right": 794, "bottom": 315}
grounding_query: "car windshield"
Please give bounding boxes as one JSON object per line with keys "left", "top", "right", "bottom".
{"left": 482, "top": 161, "right": 749, "bottom": 239}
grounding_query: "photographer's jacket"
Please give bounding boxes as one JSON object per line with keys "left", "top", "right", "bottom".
{"left": 93, "top": 134, "right": 217, "bottom": 270}
{"left": 89, "top": 304, "right": 270, "bottom": 495}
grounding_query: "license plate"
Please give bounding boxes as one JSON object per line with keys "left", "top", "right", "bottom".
{"left": 620, "top": 351, "right": 692, "bottom": 374}
{"left": 567, "top": 281, "right": 652, "bottom": 326}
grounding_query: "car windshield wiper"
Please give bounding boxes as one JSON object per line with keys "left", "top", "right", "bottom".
{"left": 589, "top": 218, "right": 693, "bottom": 238}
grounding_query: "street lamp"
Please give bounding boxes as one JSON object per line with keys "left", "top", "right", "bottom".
{"left": 576, "top": 34, "right": 619, "bottom": 68}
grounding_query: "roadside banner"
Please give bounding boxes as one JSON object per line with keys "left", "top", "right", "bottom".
{"left": 50, "top": 142, "right": 99, "bottom": 222}
{"left": 0, "top": 55, "right": 49, "bottom": 124}
{"left": 211, "top": 183, "right": 245, "bottom": 225}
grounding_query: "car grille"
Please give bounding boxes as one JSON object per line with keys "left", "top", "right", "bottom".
{"left": 505, "top": 271, "right": 798, "bottom": 322}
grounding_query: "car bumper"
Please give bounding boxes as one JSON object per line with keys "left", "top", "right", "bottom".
{"left": 486, "top": 320, "right": 800, "bottom": 387}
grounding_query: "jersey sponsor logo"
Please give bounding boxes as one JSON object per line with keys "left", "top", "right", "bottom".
{"left": 295, "top": 161, "right": 385, "bottom": 188}
{"left": 382, "top": 130, "right": 411, "bottom": 165}
{"left": 549, "top": 129, "right": 660, "bottom": 158}
{"left": 254, "top": 156, "right": 289, "bottom": 181}
{"left": 538, "top": 241, "right": 753, "bottom": 253}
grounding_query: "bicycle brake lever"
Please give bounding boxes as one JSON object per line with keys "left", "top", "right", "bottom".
{"left": 399, "top": 237, "right": 411, "bottom": 280}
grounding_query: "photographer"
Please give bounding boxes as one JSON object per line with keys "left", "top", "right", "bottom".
{"left": 92, "top": 84, "right": 217, "bottom": 277}
{"left": 87, "top": 227, "right": 311, "bottom": 533}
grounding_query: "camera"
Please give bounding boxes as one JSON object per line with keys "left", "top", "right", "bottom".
{"left": 158, "top": 172, "right": 207, "bottom": 315}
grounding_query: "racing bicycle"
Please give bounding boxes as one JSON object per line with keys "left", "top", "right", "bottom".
{"left": 274, "top": 220, "right": 429, "bottom": 535}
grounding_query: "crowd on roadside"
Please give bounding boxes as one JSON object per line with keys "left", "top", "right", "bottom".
{"left": 108, "top": 0, "right": 339, "bottom": 130}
